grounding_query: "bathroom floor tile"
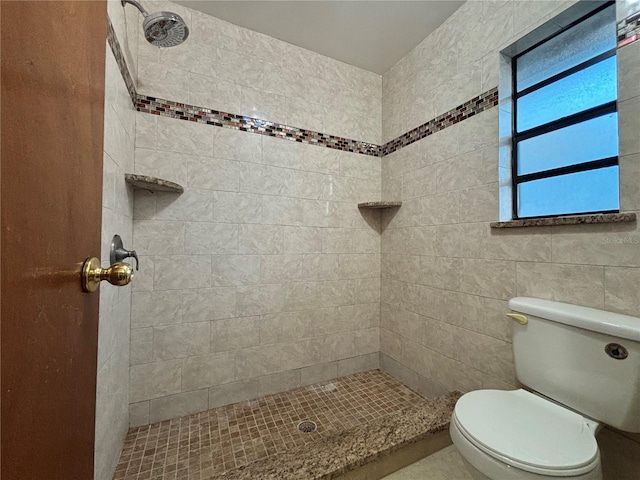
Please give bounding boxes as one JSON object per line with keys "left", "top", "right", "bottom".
{"left": 113, "top": 369, "right": 426, "bottom": 479}
{"left": 382, "top": 445, "right": 473, "bottom": 480}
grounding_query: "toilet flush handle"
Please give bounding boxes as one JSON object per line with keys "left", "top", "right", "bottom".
{"left": 506, "top": 313, "right": 528, "bottom": 325}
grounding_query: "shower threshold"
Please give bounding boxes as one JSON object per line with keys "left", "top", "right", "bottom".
{"left": 113, "top": 370, "right": 459, "bottom": 480}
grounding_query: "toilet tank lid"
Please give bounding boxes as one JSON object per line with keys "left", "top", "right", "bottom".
{"left": 509, "top": 297, "right": 640, "bottom": 341}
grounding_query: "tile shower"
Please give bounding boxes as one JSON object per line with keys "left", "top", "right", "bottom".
{"left": 98, "top": 0, "right": 640, "bottom": 478}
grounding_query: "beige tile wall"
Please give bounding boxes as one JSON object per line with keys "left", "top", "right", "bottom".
{"left": 95, "top": 1, "right": 138, "bottom": 479}
{"left": 129, "top": 116, "right": 382, "bottom": 423}
{"left": 382, "top": 0, "right": 584, "bottom": 144}
{"left": 379, "top": 0, "right": 640, "bottom": 473}
{"left": 135, "top": 1, "right": 382, "bottom": 145}
{"left": 129, "top": 2, "right": 383, "bottom": 424}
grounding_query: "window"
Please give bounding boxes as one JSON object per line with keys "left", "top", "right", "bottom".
{"left": 511, "top": 2, "right": 619, "bottom": 219}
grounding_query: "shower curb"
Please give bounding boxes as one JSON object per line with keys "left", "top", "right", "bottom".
{"left": 219, "top": 391, "right": 461, "bottom": 480}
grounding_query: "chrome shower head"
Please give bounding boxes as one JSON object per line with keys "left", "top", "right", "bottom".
{"left": 142, "top": 11, "right": 189, "bottom": 47}
{"left": 122, "top": 0, "right": 189, "bottom": 48}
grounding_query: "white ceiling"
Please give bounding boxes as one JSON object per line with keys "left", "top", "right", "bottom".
{"left": 174, "top": 1, "right": 465, "bottom": 74}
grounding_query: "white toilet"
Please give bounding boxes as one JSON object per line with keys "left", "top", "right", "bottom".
{"left": 450, "top": 297, "right": 640, "bottom": 480}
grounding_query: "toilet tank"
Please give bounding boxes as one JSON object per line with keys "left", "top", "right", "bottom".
{"left": 509, "top": 297, "right": 640, "bottom": 433}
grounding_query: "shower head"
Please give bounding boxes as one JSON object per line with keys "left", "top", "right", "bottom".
{"left": 121, "top": 0, "right": 189, "bottom": 48}
{"left": 142, "top": 11, "right": 189, "bottom": 47}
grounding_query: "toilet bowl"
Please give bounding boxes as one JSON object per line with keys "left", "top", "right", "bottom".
{"left": 449, "top": 297, "right": 640, "bottom": 480}
{"left": 450, "top": 389, "right": 602, "bottom": 480}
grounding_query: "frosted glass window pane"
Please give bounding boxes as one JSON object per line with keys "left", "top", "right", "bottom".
{"left": 516, "top": 56, "right": 617, "bottom": 132}
{"left": 517, "top": 113, "right": 619, "bottom": 175}
{"left": 517, "top": 166, "right": 619, "bottom": 218}
{"left": 517, "top": 5, "right": 615, "bottom": 92}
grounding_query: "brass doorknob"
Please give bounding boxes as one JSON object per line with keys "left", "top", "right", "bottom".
{"left": 81, "top": 257, "right": 134, "bottom": 293}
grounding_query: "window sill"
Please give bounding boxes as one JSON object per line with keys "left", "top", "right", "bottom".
{"left": 490, "top": 212, "right": 636, "bottom": 228}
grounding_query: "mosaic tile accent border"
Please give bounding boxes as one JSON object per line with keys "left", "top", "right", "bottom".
{"left": 107, "top": 9, "right": 639, "bottom": 160}
{"left": 134, "top": 94, "right": 382, "bottom": 157}
{"left": 107, "top": 17, "right": 136, "bottom": 100}
{"left": 617, "top": 10, "right": 640, "bottom": 47}
{"left": 382, "top": 88, "right": 499, "bottom": 157}
{"left": 105, "top": 13, "right": 498, "bottom": 159}
{"left": 133, "top": 89, "right": 502, "bottom": 158}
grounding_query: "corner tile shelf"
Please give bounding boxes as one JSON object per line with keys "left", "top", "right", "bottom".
{"left": 358, "top": 201, "right": 402, "bottom": 209}
{"left": 124, "top": 173, "right": 184, "bottom": 193}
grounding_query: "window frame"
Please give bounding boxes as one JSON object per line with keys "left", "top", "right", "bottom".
{"left": 510, "top": 0, "right": 619, "bottom": 220}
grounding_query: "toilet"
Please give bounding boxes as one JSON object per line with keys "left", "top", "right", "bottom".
{"left": 450, "top": 297, "right": 640, "bottom": 480}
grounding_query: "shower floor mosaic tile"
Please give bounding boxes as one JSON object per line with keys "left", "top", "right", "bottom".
{"left": 113, "top": 370, "right": 426, "bottom": 480}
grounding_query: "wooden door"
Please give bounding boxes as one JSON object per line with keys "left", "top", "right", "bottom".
{"left": 1, "top": 1, "right": 106, "bottom": 478}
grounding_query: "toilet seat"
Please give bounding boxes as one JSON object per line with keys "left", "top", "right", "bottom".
{"left": 453, "top": 389, "right": 600, "bottom": 476}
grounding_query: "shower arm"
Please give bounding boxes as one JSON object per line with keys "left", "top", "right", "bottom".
{"left": 121, "top": 0, "right": 149, "bottom": 17}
